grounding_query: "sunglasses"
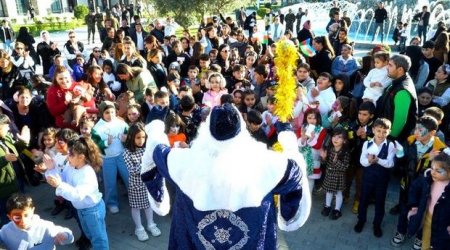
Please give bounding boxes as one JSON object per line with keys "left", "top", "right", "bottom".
{"left": 70, "top": 36, "right": 76, "bottom": 38}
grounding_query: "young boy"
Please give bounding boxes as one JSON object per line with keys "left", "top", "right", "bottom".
{"left": 391, "top": 116, "right": 447, "bottom": 248}
{"left": 179, "top": 95, "right": 200, "bottom": 144}
{"left": 0, "top": 194, "right": 74, "bottom": 249}
{"left": 307, "top": 72, "right": 336, "bottom": 118}
{"left": 141, "top": 88, "right": 154, "bottom": 123}
{"left": 347, "top": 101, "right": 375, "bottom": 214}
{"left": 423, "top": 106, "right": 446, "bottom": 143}
{"left": 393, "top": 21, "right": 402, "bottom": 46}
{"left": 198, "top": 53, "right": 211, "bottom": 79}
{"left": 145, "top": 90, "right": 170, "bottom": 124}
{"left": 226, "top": 64, "right": 252, "bottom": 93}
{"left": 246, "top": 109, "right": 268, "bottom": 146}
{"left": 182, "top": 65, "right": 199, "bottom": 87}
{"left": 398, "top": 22, "right": 408, "bottom": 53}
{"left": 355, "top": 118, "right": 396, "bottom": 238}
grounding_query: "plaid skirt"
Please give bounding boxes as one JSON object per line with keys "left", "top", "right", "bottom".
{"left": 322, "top": 168, "right": 346, "bottom": 194}
{"left": 128, "top": 173, "right": 151, "bottom": 209}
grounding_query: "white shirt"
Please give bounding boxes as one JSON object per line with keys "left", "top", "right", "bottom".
{"left": 360, "top": 139, "right": 396, "bottom": 168}
{"left": 47, "top": 164, "right": 102, "bottom": 209}
{"left": 136, "top": 31, "right": 144, "bottom": 51}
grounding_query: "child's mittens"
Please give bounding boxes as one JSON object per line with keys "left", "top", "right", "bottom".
{"left": 407, "top": 207, "right": 418, "bottom": 221}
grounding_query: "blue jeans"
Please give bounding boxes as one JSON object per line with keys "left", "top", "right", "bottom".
{"left": 417, "top": 25, "right": 428, "bottom": 45}
{"left": 78, "top": 200, "right": 109, "bottom": 249}
{"left": 372, "top": 22, "right": 385, "bottom": 43}
{"left": 102, "top": 154, "right": 129, "bottom": 208}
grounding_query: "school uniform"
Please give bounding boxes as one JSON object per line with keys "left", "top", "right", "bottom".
{"left": 358, "top": 139, "right": 396, "bottom": 226}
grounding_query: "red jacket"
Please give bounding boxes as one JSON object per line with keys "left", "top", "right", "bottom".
{"left": 46, "top": 82, "right": 76, "bottom": 128}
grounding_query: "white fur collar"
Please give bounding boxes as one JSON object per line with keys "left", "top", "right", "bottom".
{"left": 167, "top": 138, "right": 288, "bottom": 212}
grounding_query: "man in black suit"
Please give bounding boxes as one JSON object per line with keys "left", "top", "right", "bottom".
{"left": 414, "top": 5, "right": 430, "bottom": 44}
{"left": 130, "top": 23, "right": 148, "bottom": 56}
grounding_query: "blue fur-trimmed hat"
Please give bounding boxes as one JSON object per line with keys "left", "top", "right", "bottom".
{"left": 209, "top": 103, "right": 241, "bottom": 141}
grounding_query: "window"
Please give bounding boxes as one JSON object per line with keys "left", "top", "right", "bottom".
{"left": 51, "top": 0, "right": 63, "bottom": 13}
{"left": 15, "top": 0, "right": 27, "bottom": 15}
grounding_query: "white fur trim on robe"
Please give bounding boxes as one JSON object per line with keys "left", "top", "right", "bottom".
{"left": 276, "top": 131, "right": 311, "bottom": 230}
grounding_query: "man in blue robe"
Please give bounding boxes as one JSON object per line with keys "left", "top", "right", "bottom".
{"left": 141, "top": 103, "right": 311, "bottom": 249}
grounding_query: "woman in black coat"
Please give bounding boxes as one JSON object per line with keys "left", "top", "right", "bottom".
{"left": 147, "top": 48, "right": 167, "bottom": 90}
{"left": 309, "top": 36, "right": 335, "bottom": 78}
{"left": 15, "top": 27, "right": 38, "bottom": 65}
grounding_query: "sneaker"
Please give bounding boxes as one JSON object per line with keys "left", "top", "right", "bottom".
{"left": 321, "top": 206, "right": 331, "bottom": 217}
{"left": 51, "top": 205, "right": 64, "bottom": 216}
{"left": 411, "top": 237, "right": 422, "bottom": 250}
{"left": 147, "top": 224, "right": 161, "bottom": 237}
{"left": 108, "top": 206, "right": 119, "bottom": 214}
{"left": 352, "top": 201, "right": 359, "bottom": 214}
{"left": 373, "top": 225, "right": 383, "bottom": 238}
{"left": 390, "top": 204, "right": 400, "bottom": 215}
{"left": 135, "top": 228, "right": 149, "bottom": 241}
{"left": 330, "top": 209, "right": 342, "bottom": 220}
{"left": 391, "top": 232, "right": 406, "bottom": 247}
{"left": 354, "top": 220, "right": 365, "bottom": 233}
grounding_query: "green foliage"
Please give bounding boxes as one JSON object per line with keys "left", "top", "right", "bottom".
{"left": 152, "top": 0, "right": 250, "bottom": 29}
{"left": 257, "top": 7, "right": 269, "bottom": 18}
{"left": 74, "top": 5, "right": 89, "bottom": 20}
{"left": 12, "top": 19, "right": 84, "bottom": 37}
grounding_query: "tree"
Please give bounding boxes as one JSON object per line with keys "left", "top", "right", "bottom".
{"left": 150, "top": 0, "right": 251, "bottom": 29}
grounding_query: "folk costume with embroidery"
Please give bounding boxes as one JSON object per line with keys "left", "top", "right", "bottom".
{"left": 141, "top": 103, "right": 311, "bottom": 250}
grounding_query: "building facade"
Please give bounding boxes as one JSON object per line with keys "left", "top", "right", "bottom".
{"left": 0, "top": 0, "right": 132, "bottom": 18}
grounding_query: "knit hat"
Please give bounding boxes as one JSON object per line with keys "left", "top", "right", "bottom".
{"left": 209, "top": 103, "right": 241, "bottom": 141}
{"left": 98, "top": 101, "right": 116, "bottom": 116}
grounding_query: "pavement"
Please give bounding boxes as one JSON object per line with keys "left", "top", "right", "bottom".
{"left": 18, "top": 174, "right": 415, "bottom": 250}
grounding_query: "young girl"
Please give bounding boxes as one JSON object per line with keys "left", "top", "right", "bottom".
{"left": 332, "top": 75, "right": 351, "bottom": 98}
{"left": 405, "top": 153, "right": 450, "bottom": 250}
{"left": 362, "top": 52, "right": 392, "bottom": 104}
{"left": 261, "top": 96, "right": 278, "bottom": 146}
{"left": 79, "top": 119, "right": 95, "bottom": 139}
{"left": 45, "top": 137, "right": 108, "bottom": 249}
{"left": 126, "top": 103, "right": 143, "bottom": 125}
{"left": 92, "top": 101, "right": 129, "bottom": 214}
{"left": 40, "top": 127, "right": 58, "bottom": 158}
{"left": 32, "top": 127, "right": 58, "bottom": 182}
{"left": 232, "top": 89, "right": 243, "bottom": 107}
{"left": 202, "top": 72, "right": 228, "bottom": 108}
{"left": 245, "top": 51, "right": 258, "bottom": 86}
{"left": 45, "top": 129, "right": 79, "bottom": 219}
{"left": 123, "top": 123, "right": 161, "bottom": 241}
{"left": 320, "top": 127, "right": 350, "bottom": 220}
{"left": 165, "top": 111, "right": 189, "bottom": 148}
{"left": 102, "top": 59, "right": 122, "bottom": 98}
{"left": 324, "top": 95, "right": 354, "bottom": 130}
{"left": 239, "top": 89, "right": 264, "bottom": 120}
{"left": 298, "top": 108, "right": 327, "bottom": 192}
